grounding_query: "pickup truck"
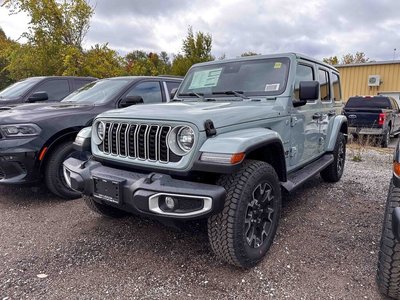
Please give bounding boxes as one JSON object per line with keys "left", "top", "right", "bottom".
{"left": 343, "top": 95, "right": 400, "bottom": 147}
{"left": 63, "top": 53, "right": 348, "bottom": 268}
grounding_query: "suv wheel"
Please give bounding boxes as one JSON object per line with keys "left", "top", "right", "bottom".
{"left": 320, "top": 132, "right": 346, "bottom": 182}
{"left": 377, "top": 180, "right": 400, "bottom": 298}
{"left": 208, "top": 160, "right": 281, "bottom": 268}
{"left": 44, "top": 140, "right": 81, "bottom": 200}
{"left": 84, "top": 196, "right": 128, "bottom": 218}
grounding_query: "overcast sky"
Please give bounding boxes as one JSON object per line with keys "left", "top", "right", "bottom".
{"left": 1, "top": 0, "right": 400, "bottom": 61}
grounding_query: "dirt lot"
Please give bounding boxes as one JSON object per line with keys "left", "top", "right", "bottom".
{"left": 0, "top": 146, "right": 394, "bottom": 299}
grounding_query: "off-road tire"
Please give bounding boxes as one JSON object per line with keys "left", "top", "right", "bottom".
{"left": 44, "top": 140, "right": 81, "bottom": 200}
{"left": 207, "top": 160, "right": 281, "bottom": 268}
{"left": 377, "top": 180, "right": 400, "bottom": 299}
{"left": 84, "top": 196, "right": 128, "bottom": 218}
{"left": 381, "top": 128, "right": 390, "bottom": 148}
{"left": 320, "top": 132, "right": 346, "bottom": 182}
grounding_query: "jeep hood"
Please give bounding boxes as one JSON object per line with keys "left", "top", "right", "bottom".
{"left": 98, "top": 101, "right": 283, "bottom": 130}
{"left": 0, "top": 102, "right": 95, "bottom": 124}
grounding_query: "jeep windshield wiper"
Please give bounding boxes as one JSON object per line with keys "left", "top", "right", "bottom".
{"left": 178, "top": 92, "right": 205, "bottom": 101}
{"left": 211, "top": 90, "right": 250, "bottom": 100}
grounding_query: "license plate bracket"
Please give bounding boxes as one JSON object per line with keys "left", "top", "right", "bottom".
{"left": 93, "top": 176, "right": 124, "bottom": 204}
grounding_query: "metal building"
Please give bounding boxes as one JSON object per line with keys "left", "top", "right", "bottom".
{"left": 335, "top": 60, "right": 400, "bottom": 101}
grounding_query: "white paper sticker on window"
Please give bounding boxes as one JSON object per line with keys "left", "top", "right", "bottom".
{"left": 265, "top": 83, "right": 280, "bottom": 92}
{"left": 189, "top": 68, "right": 222, "bottom": 89}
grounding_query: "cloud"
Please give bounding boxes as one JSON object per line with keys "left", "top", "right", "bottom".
{"left": 1, "top": 0, "right": 400, "bottom": 61}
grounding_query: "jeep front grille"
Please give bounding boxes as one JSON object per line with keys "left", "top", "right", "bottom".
{"left": 100, "top": 122, "right": 181, "bottom": 163}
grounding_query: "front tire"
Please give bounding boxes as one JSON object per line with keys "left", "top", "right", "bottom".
{"left": 207, "top": 160, "right": 282, "bottom": 268}
{"left": 377, "top": 180, "right": 400, "bottom": 298}
{"left": 84, "top": 196, "right": 128, "bottom": 218}
{"left": 44, "top": 140, "right": 81, "bottom": 200}
{"left": 320, "top": 132, "right": 346, "bottom": 182}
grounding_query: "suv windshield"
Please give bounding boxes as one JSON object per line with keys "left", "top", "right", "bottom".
{"left": 178, "top": 57, "right": 290, "bottom": 100}
{"left": 62, "top": 79, "right": 131, "bottom": 104}
{"left": 0, "top": 78, "right": 42, "bottom": 99}
{"left": 345, "top": 97, "right": 391, "bottom": 109}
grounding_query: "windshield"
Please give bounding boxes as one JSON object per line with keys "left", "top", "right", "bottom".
{"left": 0, "top": 78, "right": 41, "bottom": 99}
{"left": 178, "top": 57, "right": 290, "bottom": 100}
{"left": 345, "top": 97, "right": 391, "bottom": 109}
{"left": 62, "top": 79, "right": 131, "bottom": 104}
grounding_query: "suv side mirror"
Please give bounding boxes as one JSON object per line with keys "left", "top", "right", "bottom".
{"left": 299, "top": 81, "right": 319, "bottom": 101}
{"left": 170, "top": 88, "right": 178, "bottom": 100}
{"left": 27, "top": 91, "right": 49, "bottom": 103}
{"left": 119, "top": 95, "right": 144, "bottom": 108}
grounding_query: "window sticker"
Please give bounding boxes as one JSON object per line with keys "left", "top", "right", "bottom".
{"left": 274, "top": 62, "right": 282, "bottom": 69}
{"left": 265, "top": 83, "right": 280, "bottom": 92}
{"left": 189, "top": 68, "right": 222, "bottom": 89}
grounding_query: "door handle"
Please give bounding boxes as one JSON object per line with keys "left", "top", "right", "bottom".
{"left": 312, "top": 113, "right": 322, "bottom": 120}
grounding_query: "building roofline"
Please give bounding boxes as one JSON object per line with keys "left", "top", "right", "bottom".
{"left": 335, "top": 60, "right": 400, "bottom": 68}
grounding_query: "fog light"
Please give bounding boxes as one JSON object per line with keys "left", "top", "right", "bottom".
{"left": 165, "top": 196, "right": 176, "bottom": 210}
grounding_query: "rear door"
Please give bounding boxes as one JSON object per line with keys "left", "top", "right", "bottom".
{"left": 389, "top": 97, "right": 400, "bottom": 132}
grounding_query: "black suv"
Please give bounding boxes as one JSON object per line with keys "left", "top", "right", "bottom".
{"left": 0, "top": 76, "right": 97, "bottom": 107}
{"left": 0, "top": 76, "right": 182, "bottom": 199}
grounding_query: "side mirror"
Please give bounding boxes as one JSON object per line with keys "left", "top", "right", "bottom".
{"left": 170, "top": 88, "right": 178, "bottom": 100}
{"left": 119, "top": 95, "right": 144, "bottom": 108}
{"left": 27, "top": 91, "right": 49, "bottom": 102}
{"left": 299, "top": 81, "right": 319, "bottom": 101}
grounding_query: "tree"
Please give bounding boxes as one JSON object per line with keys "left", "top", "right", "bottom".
{"left": 323, "top": 56, "right": 339, "bottom": 65}
{"left": 0, "top": 27, "right": 16, "bottom": 89}
{"left": 241, "top": 51, "right": 259, "bottom": 57}
{"left": 81, "top": 44, "right": 124, "bottom": 78}
{"left": 171, "top": 27, "right": 214, "bottom": 76}
{"left": 124, "top": 50, "right": 171, "bottom": 76}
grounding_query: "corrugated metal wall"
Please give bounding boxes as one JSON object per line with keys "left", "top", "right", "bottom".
{"left": 336, "top": 63, "right": 400, "bottom": 101}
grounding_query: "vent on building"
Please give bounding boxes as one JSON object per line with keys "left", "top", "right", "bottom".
{"left": 368, "top": 75, "right": 381, "bottom": 87}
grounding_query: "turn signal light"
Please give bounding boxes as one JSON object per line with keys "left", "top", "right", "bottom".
{"left": 394, "top": 162, "right": 400, "bottom": 177}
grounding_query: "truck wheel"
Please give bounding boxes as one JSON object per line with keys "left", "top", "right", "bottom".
{"left": 381, "top": 129, "right": 390, "bottom": 148}
{"left": 377, "top": 180, "right": 400, "bottom": 298}
{"left": 44, "top": 140, "right": 81, "bottom": 200}
{"left": 84, "top": 196, "right": 128, "bottom": 218}
{"left": 208, "top": 160, "right": 281, "bottom": 268}
{"left": 320, "top": 132, "right": 346, "bottom": 182}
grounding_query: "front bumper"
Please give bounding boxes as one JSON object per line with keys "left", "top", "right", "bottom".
{"left": 0, "top": 151, "right": 40, "bottom": 184}
{"left": 63, "top": 157, "right": 226, "bottom": 220}
{"left": 348, "top": 126, "right": 384, "bottom": 136}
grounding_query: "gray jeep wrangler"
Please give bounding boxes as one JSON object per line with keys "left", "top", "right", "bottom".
{"left": 63, "top": 53, "right": 347, "bottom": 268}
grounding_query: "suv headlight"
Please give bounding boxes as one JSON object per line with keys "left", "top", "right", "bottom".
{"left": 0, "top": 124, "right": 41, "bottom": 137}
{"left": 168, "top": 125, "right": 195, "bottom": 156}
{"left": 93, "top": 121, "right": 105, "bottom": 145}
{"left": 97, "top": 121, "right": 105, "bottom": 141}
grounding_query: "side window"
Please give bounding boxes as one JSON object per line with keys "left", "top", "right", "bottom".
{"left": 318, "top": 69, "right": 331, "bottom": 101}
{"left": 294, "top": 64, "right": 314, "bottom": 100}
{"left": 74, "top": 79, "right": 92, "bottom": 90}
{"left": 125, "top": 81, "right": 162, "bottom": 104}
{"left": 332, "top": 73, "right": 341, "bottom": 101}
{"left": 390, "top": 98, "right": 399, "bottom": 111}
{"left": 32, "top": 79, "right": 70, "bottom": 101}
{"left": 166, "top": 81, "right": 181, "bottom": 93}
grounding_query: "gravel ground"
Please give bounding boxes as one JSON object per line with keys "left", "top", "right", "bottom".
{"left": 0, "top": 146, "right": 394, "bottom": 299}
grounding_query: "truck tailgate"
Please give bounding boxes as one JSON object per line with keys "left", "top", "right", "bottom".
{"left": 344, "top": 108, "right": 384, "bottom": 128}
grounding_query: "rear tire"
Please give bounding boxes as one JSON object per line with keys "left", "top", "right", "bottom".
{"left": 84, "top": 196, "right": 128, "bottom": 218}
{"left": 321, "top": 132, "right": 346, "bottom": 182}
{"left": 381, "top": 129, "right": 390, "bottom": 148}
{"left": 44, "top": 140, "right": 81, "bottom": 200}
{"left": 207, "top": 160, "right": 281, "bottom": 268}
{"left": 377, "top": 180, "right": 400, "bottom": 298}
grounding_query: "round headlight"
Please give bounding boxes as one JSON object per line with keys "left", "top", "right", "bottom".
{"left": 177, "top": 126, "right": 195, "bottom": 151}
{"left": 97, "top": 122, "right": 105, "bottom": 141}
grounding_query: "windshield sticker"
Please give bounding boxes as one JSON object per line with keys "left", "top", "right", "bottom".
{"left": 189, "top": 68, "right": 222, "bottom": 89}
{"left": 274, "top": 62, "right": 282, "bottom": 69}
{"left": 265, "top": 83, "right": 280, "bottom": 92}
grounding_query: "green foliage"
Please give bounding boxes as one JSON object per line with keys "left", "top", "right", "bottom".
{"left": 171, "top": 27, "right": 214, "bottom": 76}
{"left": 124, "top": 50, "right": 171, "bottom": 76}
{"left": 0, "top": 28, "right": 15, "bottom": 90}
{"left": 323, "top": 52, "right": 369, "bottom": 65}
{"left": 81, "top": 44, "right": 124, "bottom": 78}
{"left": 241, "top": 51, "right": 259, "bottom": 57}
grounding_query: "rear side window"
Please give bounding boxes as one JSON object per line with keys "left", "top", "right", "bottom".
{"left": 345, "top": 97, "right": 391, "bottom": 109}
{"left": 126, "top": 81, "right": 163, "bottom": 104}
{"left": 32, "top": 79, "right": 70, "bottom": 101}
{"left": 74, "top": 79, "right": 92, "bottom": 90}
{"left": 332, "top": 73, "right": 341, "bottom": 101}
{"left": 318, "top": 69, "right": 330, "bottom": 101}
{"left": 293, "top": 64, "right": 314, "bottom": 100}
{"left": 166, "top": 81, "right": 181, "bottom": 93}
